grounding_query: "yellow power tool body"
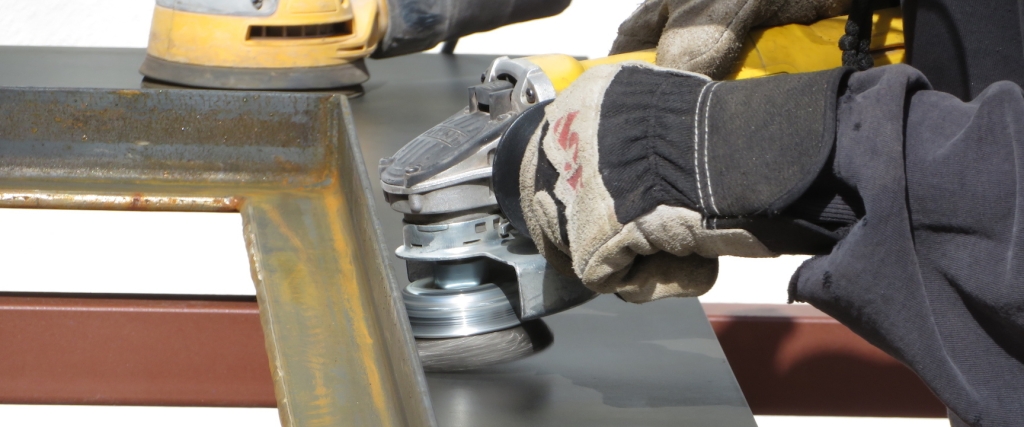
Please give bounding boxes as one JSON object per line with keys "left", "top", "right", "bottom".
{"left": 380, "top": 9, "right": 905, "bottom": 348}
{"left": 531, "top": 7, "right": 905, "bottom": 92}
{"left": 139, "top": 0, "right": 574, "bottom": 89}
{"left": 140, "top": 0, "right": 386, "bottom": 89}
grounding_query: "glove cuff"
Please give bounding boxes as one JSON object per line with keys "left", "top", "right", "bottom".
{"left": 696, "top": 67, "right": 854, "bottom": 217}
{"left": 597, "top": 66, "right": 853, "bottom": 224}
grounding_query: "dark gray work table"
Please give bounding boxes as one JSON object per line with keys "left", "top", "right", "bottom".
{"left": 0, "top": 47, "right": 757, "bottom": 427}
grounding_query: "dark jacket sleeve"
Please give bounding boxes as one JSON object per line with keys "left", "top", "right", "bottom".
{"left": 373, "top": 0, "right": 571, "bottom": 57}
{"left": 789, "top": 64, "right": 1024, "bottom": 427}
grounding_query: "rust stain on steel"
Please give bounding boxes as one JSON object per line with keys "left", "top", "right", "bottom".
{"left": 0, "top": 192, "right": 239, "bottom": 212}
{"left": 0, "top": 89, "right": 334, "bottom": 187}
{"left": 0, "top": 88, "right": 433, "bottom": 427}
{"left": 243, "top": 187, "right": 401, "bottom": 426}
{"left": 324, "top": 189, "right": 392, "bottom": 424}
{"left": 114, "top": 89, "right": 143, "bottom": 97}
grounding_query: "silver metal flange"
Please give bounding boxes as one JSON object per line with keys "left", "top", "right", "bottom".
{"left": 396, "top": 214, "right": 596, "bottom": 322}
{"left": 403, "top": 277, "right": 520, "bottom": 338}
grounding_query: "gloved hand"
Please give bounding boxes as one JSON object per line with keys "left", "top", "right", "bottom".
{"left": 610, "top": 0, "right": 851, "bottom": 78}
{"left": 513, "top": 62, "right": 853, "bottom": 302}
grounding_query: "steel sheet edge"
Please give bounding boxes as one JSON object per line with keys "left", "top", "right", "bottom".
{"left": 0, "top": 87, "right": 434, "bottom": 426}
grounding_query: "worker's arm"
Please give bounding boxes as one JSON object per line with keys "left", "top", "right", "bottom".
{"left": 372, "top": 0, "right": 571, "bottom": 58}
{"left": 792, "top": 64, "right": 1024, "bottom": 427}
{"left": 508, "top": 62, "right": 1024, "bottom": 426}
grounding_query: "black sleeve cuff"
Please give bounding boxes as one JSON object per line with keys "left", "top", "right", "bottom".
{"left": 373, "top": 0, "right": 571, "bottom": 58}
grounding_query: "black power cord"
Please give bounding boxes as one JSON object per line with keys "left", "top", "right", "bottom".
{"left": 841, "top": 0, "right": 877, "bottom": 70}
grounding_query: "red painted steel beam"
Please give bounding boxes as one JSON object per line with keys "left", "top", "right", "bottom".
{"left": 706, "top": 304, "right": 946, "bottom": 417}
{"left": 0, "top": 293, "right": 946, "bottom": 416}
{"left": 0, "top": 293, "right": 275, "bottom": 407}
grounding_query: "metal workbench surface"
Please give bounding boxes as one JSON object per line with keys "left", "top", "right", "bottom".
{"left": 0, "top": 47, "right": 757, "bottom": 427}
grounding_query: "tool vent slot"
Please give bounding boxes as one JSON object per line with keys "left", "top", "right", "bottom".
{"left": 248, "top": 21, "right": 352, "bottom": 39}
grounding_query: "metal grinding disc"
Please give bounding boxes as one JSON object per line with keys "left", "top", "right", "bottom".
{"left": 417, "top": 319, "right": 553, "bottom": 372}
{"left": 403, "top": 277, "right": 521, "bottom": 339}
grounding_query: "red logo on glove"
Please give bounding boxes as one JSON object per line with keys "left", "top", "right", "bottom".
{"left": 554, "top": 111, "right": 583, "bottom": 191}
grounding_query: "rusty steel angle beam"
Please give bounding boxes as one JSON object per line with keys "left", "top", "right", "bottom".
{"left": 0, "top": 87, "right": 434, "bottom": 427}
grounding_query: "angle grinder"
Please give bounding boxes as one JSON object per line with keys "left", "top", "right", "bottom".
{"left": 382, "top": 8, "right": 908, "bottom": 371}
{"left": 381, "top": 54, "right": 649, "bottom": 370}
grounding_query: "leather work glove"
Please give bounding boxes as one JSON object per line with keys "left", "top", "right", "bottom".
{"left": 511, "top": 62, "right": 854, "bottom": 302}
{"left": 611, "top": 0, "right": 851, "bottom": 79}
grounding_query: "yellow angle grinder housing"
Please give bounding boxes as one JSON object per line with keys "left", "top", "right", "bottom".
{"left": 141, "top": 0, "right": 386, "bottom": 89}
{"left": 140, "top": 0, "right": 573, "bottom": 89}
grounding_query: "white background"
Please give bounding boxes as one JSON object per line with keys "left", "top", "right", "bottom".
{"left": 0, "top": 0, "right": 944, "bottom": 426}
